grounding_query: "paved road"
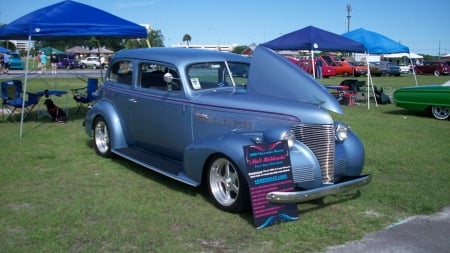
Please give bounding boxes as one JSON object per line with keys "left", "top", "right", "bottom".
{"left": 324, "top": 206, "right": 450, "bottom": 253}
{"left": 0, "top": 69, "right": 103, "bottom": 79}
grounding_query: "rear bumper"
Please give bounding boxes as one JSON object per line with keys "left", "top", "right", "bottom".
{"left": 266, "top": 174, "right": 372, "bottom": 203}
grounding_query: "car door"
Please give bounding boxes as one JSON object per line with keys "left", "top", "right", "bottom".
{"left": 128, "top": 62, "right": 191, "bottom": 160}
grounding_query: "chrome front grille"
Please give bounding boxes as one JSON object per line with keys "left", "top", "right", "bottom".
{"left": 290, "top": 124, "right": 335, "bottom": 184}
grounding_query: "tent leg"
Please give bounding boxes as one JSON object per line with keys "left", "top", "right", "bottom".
{"left": 19, "top": 35, "right": 32, "bottom": 138}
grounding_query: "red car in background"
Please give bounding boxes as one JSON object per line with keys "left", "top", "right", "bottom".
{"left": 288, "top": 57, "right": 336, "bottom": 78}
{"left": 331, "top": 60, "right": 367, "bottom": 77}
{"left": 414, "top": 61, "right": 450, "bottom": 76}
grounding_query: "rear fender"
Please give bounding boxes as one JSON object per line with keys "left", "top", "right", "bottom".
{"left": 85, "top": 100, "right": 128, "bottom": 150}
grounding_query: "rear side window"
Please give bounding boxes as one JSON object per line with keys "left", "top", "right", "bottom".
{"left": 138, "top": 62, "right": 181, "bottom": 92}
{"left": 108, "top": 61, "right": 133, "bottom": 85}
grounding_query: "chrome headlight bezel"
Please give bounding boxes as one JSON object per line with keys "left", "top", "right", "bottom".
{"left": 335, "top": 122, "right": 350, "bottom": 143}
{"left": 281, "top": 130, "right": 296, "bottom": 148}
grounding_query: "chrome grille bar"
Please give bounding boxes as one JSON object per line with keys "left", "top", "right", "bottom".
{"left": 290, "top": 124, "right": 335, "bottom": 184}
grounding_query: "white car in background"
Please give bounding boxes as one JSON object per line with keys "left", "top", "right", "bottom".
{"left": 80, "top": 56, "right": 101, "bottom": 69}
{"left": 398, "top": 63, "right": 412, "bottom": 74}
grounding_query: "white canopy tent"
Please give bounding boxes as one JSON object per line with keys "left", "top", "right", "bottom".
{"left": 383, "top": 52, "right": 423, "bottom": 59}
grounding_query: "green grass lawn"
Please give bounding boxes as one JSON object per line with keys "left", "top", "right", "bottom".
{"left": 1, "top": 74, "right": 449, "bottom": 252}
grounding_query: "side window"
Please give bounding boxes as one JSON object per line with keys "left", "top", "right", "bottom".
{"left": 139, "top": 62, "right": 181, "bottom": 92}
{"left": 108, "top": 60, "right": 133, "bottom": 85}
{"left": 187, "top": 62, "right": 249, "bottom": 90}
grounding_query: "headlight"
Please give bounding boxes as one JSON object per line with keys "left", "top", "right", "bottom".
{"left": 335, "top": 122, "right": 349, "bottom": 143}
{"left": 281, "top": 130, "right": 296, "bottom": 148}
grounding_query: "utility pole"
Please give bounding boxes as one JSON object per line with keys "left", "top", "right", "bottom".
{"left": 347, "top": 4, "right": 352, "bottom": 32}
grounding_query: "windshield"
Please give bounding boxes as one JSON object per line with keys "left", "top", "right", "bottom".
{"left": 187, "top": 62, "right": 249, "bottom": 91}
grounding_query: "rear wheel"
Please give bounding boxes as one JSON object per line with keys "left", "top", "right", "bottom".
{"left": 431, "top": 106, "right": 450, "bottom": 120}
{"left": 206, "top": 155, "right": 250, "bottom": 213}
{"left": 93, "top": 117, "right": 111, "bottom": 157}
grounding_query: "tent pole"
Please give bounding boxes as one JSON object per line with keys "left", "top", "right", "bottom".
{"left": 19, "top": 34, "right": 32, "bottom": 138}
{"left": 409, "top": 53, "right": 418, "bottom": 86}
{"left": 311, "top": 50, "right": 316, "bottom": 79}
{"left": 365, "top": 54, "right": 370, "bottom": 109}
{"left": 365, "top": 53, "right": 378, "bottom": 109}
{"left": 95, "top": 38, "right": 104, "bottom": 82}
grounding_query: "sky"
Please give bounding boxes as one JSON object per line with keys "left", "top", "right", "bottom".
{"left": 1, "top": 0, "right": 449, "bottom": 56}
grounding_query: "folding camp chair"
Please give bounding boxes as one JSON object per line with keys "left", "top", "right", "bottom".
{"left": 71, "top": 78, "right": 98, "bottom": 114}
{"left": 1, "top": 80, "right": 40, "bottom": 121}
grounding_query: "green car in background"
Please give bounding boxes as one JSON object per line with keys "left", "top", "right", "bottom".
{"left": 393, "top": 80, "right": 450, "bottom": 120}
{"left": 7, "top": 52, "right": 24, "bottom": 70}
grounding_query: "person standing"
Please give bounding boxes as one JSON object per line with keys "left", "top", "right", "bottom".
{"left": 0, "top": 53, "right": 4, "bottom": 74}
{"left": 36, "top": 52, "right": 42, "bottom": 73}
{"left": 3, "top": 53, "right": 9, "bottom": 74}
{"left": 40, "top": 51, "right": 47, "bottom": 74}
{"left": 315, "top": 57, "right": 323, "bottom": 79}
{"left": 50, "top": 52, "right": 58, "bottom": 74}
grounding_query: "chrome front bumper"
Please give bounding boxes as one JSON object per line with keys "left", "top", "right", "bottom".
{"left": 266, "top": 174, "right": 372, "bottom": 203}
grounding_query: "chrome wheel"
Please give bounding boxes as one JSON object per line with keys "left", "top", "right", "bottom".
{"left": 431, "top": 106, "right": 450, "bottom": 120}
{"left": 207, "top": 156, "right": 249, "bottom": 212}
{"left": 94, "top": 117, "right": 111, "bottom": 157}
{"left": 434, "top": 70, "right": 440, "bottom": 76}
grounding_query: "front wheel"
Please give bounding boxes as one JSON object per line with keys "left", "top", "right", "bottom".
{"left": 431, "top": 106, "right": 450, "bottom": 120}
{"left": 434, "top": 70, "right": 440, "bottom": 76}
{"left": 206, "top": 155, "right": 250, "bottom": 213}
{"left": 93, "top": 117, "right": 112, "bottom": 157}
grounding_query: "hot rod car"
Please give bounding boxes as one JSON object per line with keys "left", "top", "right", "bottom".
{"left": 83, "top": 46, "right": 371, "bottom": 213}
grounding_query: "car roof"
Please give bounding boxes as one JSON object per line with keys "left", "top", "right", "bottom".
{"left": 112, "top": 47, "right": 250, "bottom": 66}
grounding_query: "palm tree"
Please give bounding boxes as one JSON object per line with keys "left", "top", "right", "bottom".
{"left": 182, "top": 34, "right": 191, "bottom": 48}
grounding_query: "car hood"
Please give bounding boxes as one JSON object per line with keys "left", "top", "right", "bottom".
{"left": 246, "top": 46, "right": 343, "bottom": 114}
{"left": 193, "top": 89, "right": 334, "bottom": 124}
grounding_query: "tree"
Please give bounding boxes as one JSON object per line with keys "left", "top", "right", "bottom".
{"left": 182, "top": 34, "right": 191, "bottom": 48}
{"left": 148, "top": 29, "right": 165, "bottom": 47}
{"left": 231, "top": 45, "right": 247, "bottom": 54}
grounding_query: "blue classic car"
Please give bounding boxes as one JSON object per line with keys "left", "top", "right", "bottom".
{"left": 83, "top": 46, "right": 371, "bottom": 213}
{"left": 6, "top": 52, "right": 24, "bottom": 70}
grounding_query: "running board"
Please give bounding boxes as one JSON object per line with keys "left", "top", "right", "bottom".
{"left": 113, "top": 147, "right": 199, "bottom": 186}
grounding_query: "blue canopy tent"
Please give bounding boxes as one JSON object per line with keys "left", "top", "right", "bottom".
{"left": 261, "top": 25, "right": 366, "bottom": 78}
{"left": 342, "top": 28, "right": 416, "bottom": 108}
{"left": 0, "top": 0, "right": 148, "bottom": 138}
{"left": 341, "top": 28, "right": 409, "bottom": 54}
{"left": 261, "top": 25, "right": 365, "bottom": 52}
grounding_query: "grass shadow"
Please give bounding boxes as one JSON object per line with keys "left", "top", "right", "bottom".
{"left": 383, "top": 108, "right": 432, "bottom": 119}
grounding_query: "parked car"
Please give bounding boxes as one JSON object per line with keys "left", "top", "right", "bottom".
{"left": 414, "top": 61, "right": 449, "bottom": 76}
{"left": 331, "top": 60, "right": 367, "bottom": 77}
{"left": 80, "top": 56, "right": 101, "bottom": 69}
{"left": 370, "top": 61, "right": 401, "bottom": 76}
{"left": 6, "top": 52, "right": 24, "bottom": 70}
{"left": 398, "top": 63, "right": 412, "bottom": 74}
{"left": 57, "top": 54, "right": 80, "bottom": 69}
{"left": 393, "top": 80, "right": 450, "bottom": 120}
{"left": 83, "top": 46, "right": 371, "bottom": 213}
{"left": 294, "top": 57, "right": 337, "bottom": 78}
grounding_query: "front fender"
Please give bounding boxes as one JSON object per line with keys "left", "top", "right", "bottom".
{"left": 335, "top": 130, "right": 365, "bottom": 177}
{"left": 84, "top": 100, "right": 128, "bottom": 150}
{"left": 183, "top": 133, "right": 259, "bottom": 184}
{"left": 183, "top": 133, "right": 324, "bottom": 188}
